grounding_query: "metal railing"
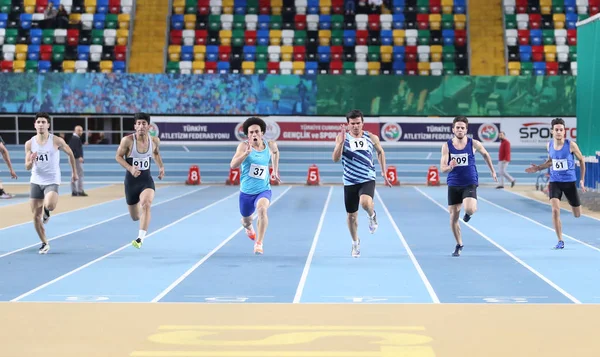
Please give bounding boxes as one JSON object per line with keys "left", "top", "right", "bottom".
{"left": 0, "top": 114, "right": 135, "bottom": 144}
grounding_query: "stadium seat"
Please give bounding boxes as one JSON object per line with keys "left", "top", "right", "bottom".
{"left": 166, "top": 0, "right": 470, "bottom": 74}
{"left": 0, "top": 0, "right": 132, "bottom": 72}
{"left": 504, "top": 0, "right": 589, "bottom": 75}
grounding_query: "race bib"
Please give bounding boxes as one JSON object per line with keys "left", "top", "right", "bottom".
{"left": 552, "top": 159, "right": 568, "bottom": 171}
{"left": 249, "top": 163, "right": 268, "bottom": 179}
{"left": 35, "top": 151, "right": 50, "bottom": 165}
{"left": 349, "top": 137, "right": 368, "bottom": 151}
{"left": 450, "top": 153, "right": 469, "bottom": 166}
{"left": 133, "top": 157, "right": 151, "bottom": 171}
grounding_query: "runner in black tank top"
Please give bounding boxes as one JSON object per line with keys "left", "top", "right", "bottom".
{"left": 115, "top": 112, "right": 166, "bottom": 249}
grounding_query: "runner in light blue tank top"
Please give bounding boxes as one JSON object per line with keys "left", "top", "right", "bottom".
{"left": 230, "top": 117, "right": 281, "bottom": 256}
{"left": 240, "top": 139, "right": 271, "bottom": 194}
{"left": 526, "top": 118, "right": 587, "bottom": 250}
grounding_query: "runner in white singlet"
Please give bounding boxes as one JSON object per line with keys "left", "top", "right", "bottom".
{"left": 25, "top": 112, "right": 78, "bottom": 254}
{"left": 115, "top": 112, "right": 165, "bottom": 249}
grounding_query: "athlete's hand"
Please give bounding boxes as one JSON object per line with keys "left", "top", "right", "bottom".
{"left": 449, "top": 158, "right": 458, "bottom": 169}
{"left": 9, "top": 169, "right": 17, "bottom": 179}
{"left": 72, "top": 173, "right": 78, "bottom": 183}
{"left": 244, "top": 141, "right": 252, "bottom": 156}
{"left": 271, "top": 172, "right": 281, "bottom": 184}
{"left": 158, "top": 166, "right": 165, "bottom": 180}
{"left": 30, "top": 151, "right": 38, "bottom": 164}
{"left": 491, "top": 170, "right": 498, "bottom": 182}
{"left": 129, "top": 166, "right": 141, "bottom": 178}
{"left": 383, "top": 175, "right": 393, "bottom": 187}
{"left": 336, "top": 124, "right": 347, "bottom": 143}
{"left": 580, "top": 180, "right": 587, "bottom": 192}
{"left": 525, "top": 164, "right": 540, "bottom": 173}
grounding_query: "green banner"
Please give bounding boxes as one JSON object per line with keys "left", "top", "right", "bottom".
{"left": 316, "top": 75, "right": 576, "bottom": 117}
{"left": 576, "top": 16, "right": 600, "bottom": 157}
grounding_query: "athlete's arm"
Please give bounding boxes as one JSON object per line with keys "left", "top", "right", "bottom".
{"left": 230, "top": 142, "right": 251, "bottom": 169}
{"left": 0, "top": 142, "right": 16, "bottom": 178}
{"left": 473, "top": 140, "right": 496, "bottom": 175}
{"left": 115, "top": 136, "right": 135, "bottom": 173}
{"left": 55, "top": 136, "right": 78, "bottom": 181}
{"left": 268, "top": 141, "right": 280, "bottom": 175}
{"left": 571, "top": 141, "right": 586, "bottom": 187}
{"left": 440, "top": 143, "right": 453, "bottom": 173}
{"left": 332, "top": 124, "right": 346, "bottom": 162}
{"left": 25, "top": 140, "right": 34, "bottom": 171}
{"left": 152, "top": 136, "right": 165, "bottom": 180}
{"left": 369, "top": 133, "right": 387, "bottom": 173}
{"left": 526, "top": 142, "right": 552, "bottom": 172}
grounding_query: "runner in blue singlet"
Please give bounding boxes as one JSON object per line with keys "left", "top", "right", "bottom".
{"left": 440, "top": 116, "right": 497, "bottom": 257}
{"left": 230, "top": 117, "right": 281, "bottom": 255}
{"left": 526, "top": 117, "right": 586, "bottom": 250}
{"left": 332, "top": 109, "right": 392, "bottom": 258}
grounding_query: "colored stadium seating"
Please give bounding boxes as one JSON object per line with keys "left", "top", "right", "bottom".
{"left": 0, "top": 0, "right": 132, "bottom": 73}
{"left": 166, "top": 0, "right": 470, "bottom": 75}
{"left": 503, "top": 0, "right": 596, "bottom": 75}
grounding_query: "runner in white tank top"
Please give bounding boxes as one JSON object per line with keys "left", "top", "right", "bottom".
{"left": 25, "top": 113, "right": 78, "bottom": 255}
{"left": 115, "top": 112, "right": 165, "bottom": 249}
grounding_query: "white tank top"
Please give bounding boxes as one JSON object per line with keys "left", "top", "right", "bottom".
{"left": 30, "top": 134, "right": 61, "bottom": 185}
{"left": 128, "top": 135, "right": 153, "bottom": 171}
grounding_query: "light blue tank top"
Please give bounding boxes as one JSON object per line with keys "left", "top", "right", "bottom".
{"left": 341, "top": 131, "right": 376, "bottom": 186}
{"left": 549, "top": 139, "right": 577, "bottom": 182}
{"left": 240, "top": 140, "right": 271, "bottom": 194}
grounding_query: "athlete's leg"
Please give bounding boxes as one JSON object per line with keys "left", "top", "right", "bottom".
{"left": 30, "top": 199, "right": 46, "bottom": 243}
{"left": 138, "top": 187, "right": 155, "bottom": 231}
{"left": 449, "top": 203, "right": 462, "bottom": 246}
{"left": 239, "top": 192, "right": 257, "bottom": 240}
{"left": 359, "top": 181, "right": 377, "bottom": 233}
{"left": 548, "top": 182, "right": 565, "bottom": 249}
{"left": 359, "top": 194, "right": 374, "bottom": 216}
{"left": 255, "top": 197, "right": 270, "bottom": 244}
{"left": 128, "top": 204, "right": 140, "bottom": 221}
{"left": 550, "top": 198, "right": 563, "bottom": 242}
{"left": 462, "top": 197, "right": 477, "bottom": 217}
{"left": 40, "top": 185, "right": 59, "bottom": 224}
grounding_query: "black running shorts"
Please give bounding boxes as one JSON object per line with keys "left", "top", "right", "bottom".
{"left": 548, "top": 181, "right": 581, "bottom": 207}
{"left": 124, "top": 175, "right": 155, "bottom": 206}
{"left": 343, "top": 180, "right": 376, "bottom": 213}
{"left": 447, "top": 184, "right": 478, "bottom": 206}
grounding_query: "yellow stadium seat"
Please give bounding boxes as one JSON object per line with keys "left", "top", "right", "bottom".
{"left": 292, "top": 61, "right": 305, "bottom": 75}
{"left": 553, "top": 14, "right": 565, "bottom": 29}
{"left": 63, "top": 60, "right": 76, "bottom": 73}
{"left": 281, "top": 45, "right": 293, "bottom": 61}
{"left": 13, "top": 60, "right": 25, "bottom": 72}
{"left": 194, "top": 45, "right": 206, "bottom": 61}
{"left": 429, "top": 14, "right": 441, "bottom": 30}
{"left": 242, "top": 61, "right": 255, "bottom": 74}
{"left": 184, "top": 14, "right": 196, "bottom": 30}
{"left": 454, "top": 14, "right": 466, "bottom": 30}
{"left": 118, "top": 14, "right": 130, "bottom": 29}
{"left": 393, "top": 29, "right": 405, "bottom": 46}
{"left": 269, "top": 30, "right": 282, "bottom": 45}
{"left": 192, "top": 61, "right": 205, "bottom": 74}
{"left": 367, "top": 61, "right": 380, "bottom": 75}
{"left": 15, "top": 44, "right": 28, "bottom": 60}
{"left": 380, "top": 45, "right": 392, "bottom": 62}
{"left": 508, "top": 61, "right": 521, "bottom": 76}
{"left": 100, "top": 60, "right": 113, "bottom": 73}
{"left": 168, "top": 45, "right": 181, "bottom": 61}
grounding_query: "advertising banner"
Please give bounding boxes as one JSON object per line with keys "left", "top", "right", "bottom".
{"left": 154, "top": 116, "right": 570, "bottom": 148}
{"left": 379, "top": 121, "right": 502, "bottom": 144}
{"left": 501, "top": 117, "right": 577, "bottom": 147}
{"left": 153, "top": 122, "right": 237, "bottom": 142}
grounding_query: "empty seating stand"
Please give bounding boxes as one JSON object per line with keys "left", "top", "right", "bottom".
{"left": 504, "top": 0, "right": 596, "bottom": 75}
{"left": 0, "top": 0, "right": 133, "bottom": 73}
{"left": 166, "top": 0, "right": 469, "bottom": 75}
